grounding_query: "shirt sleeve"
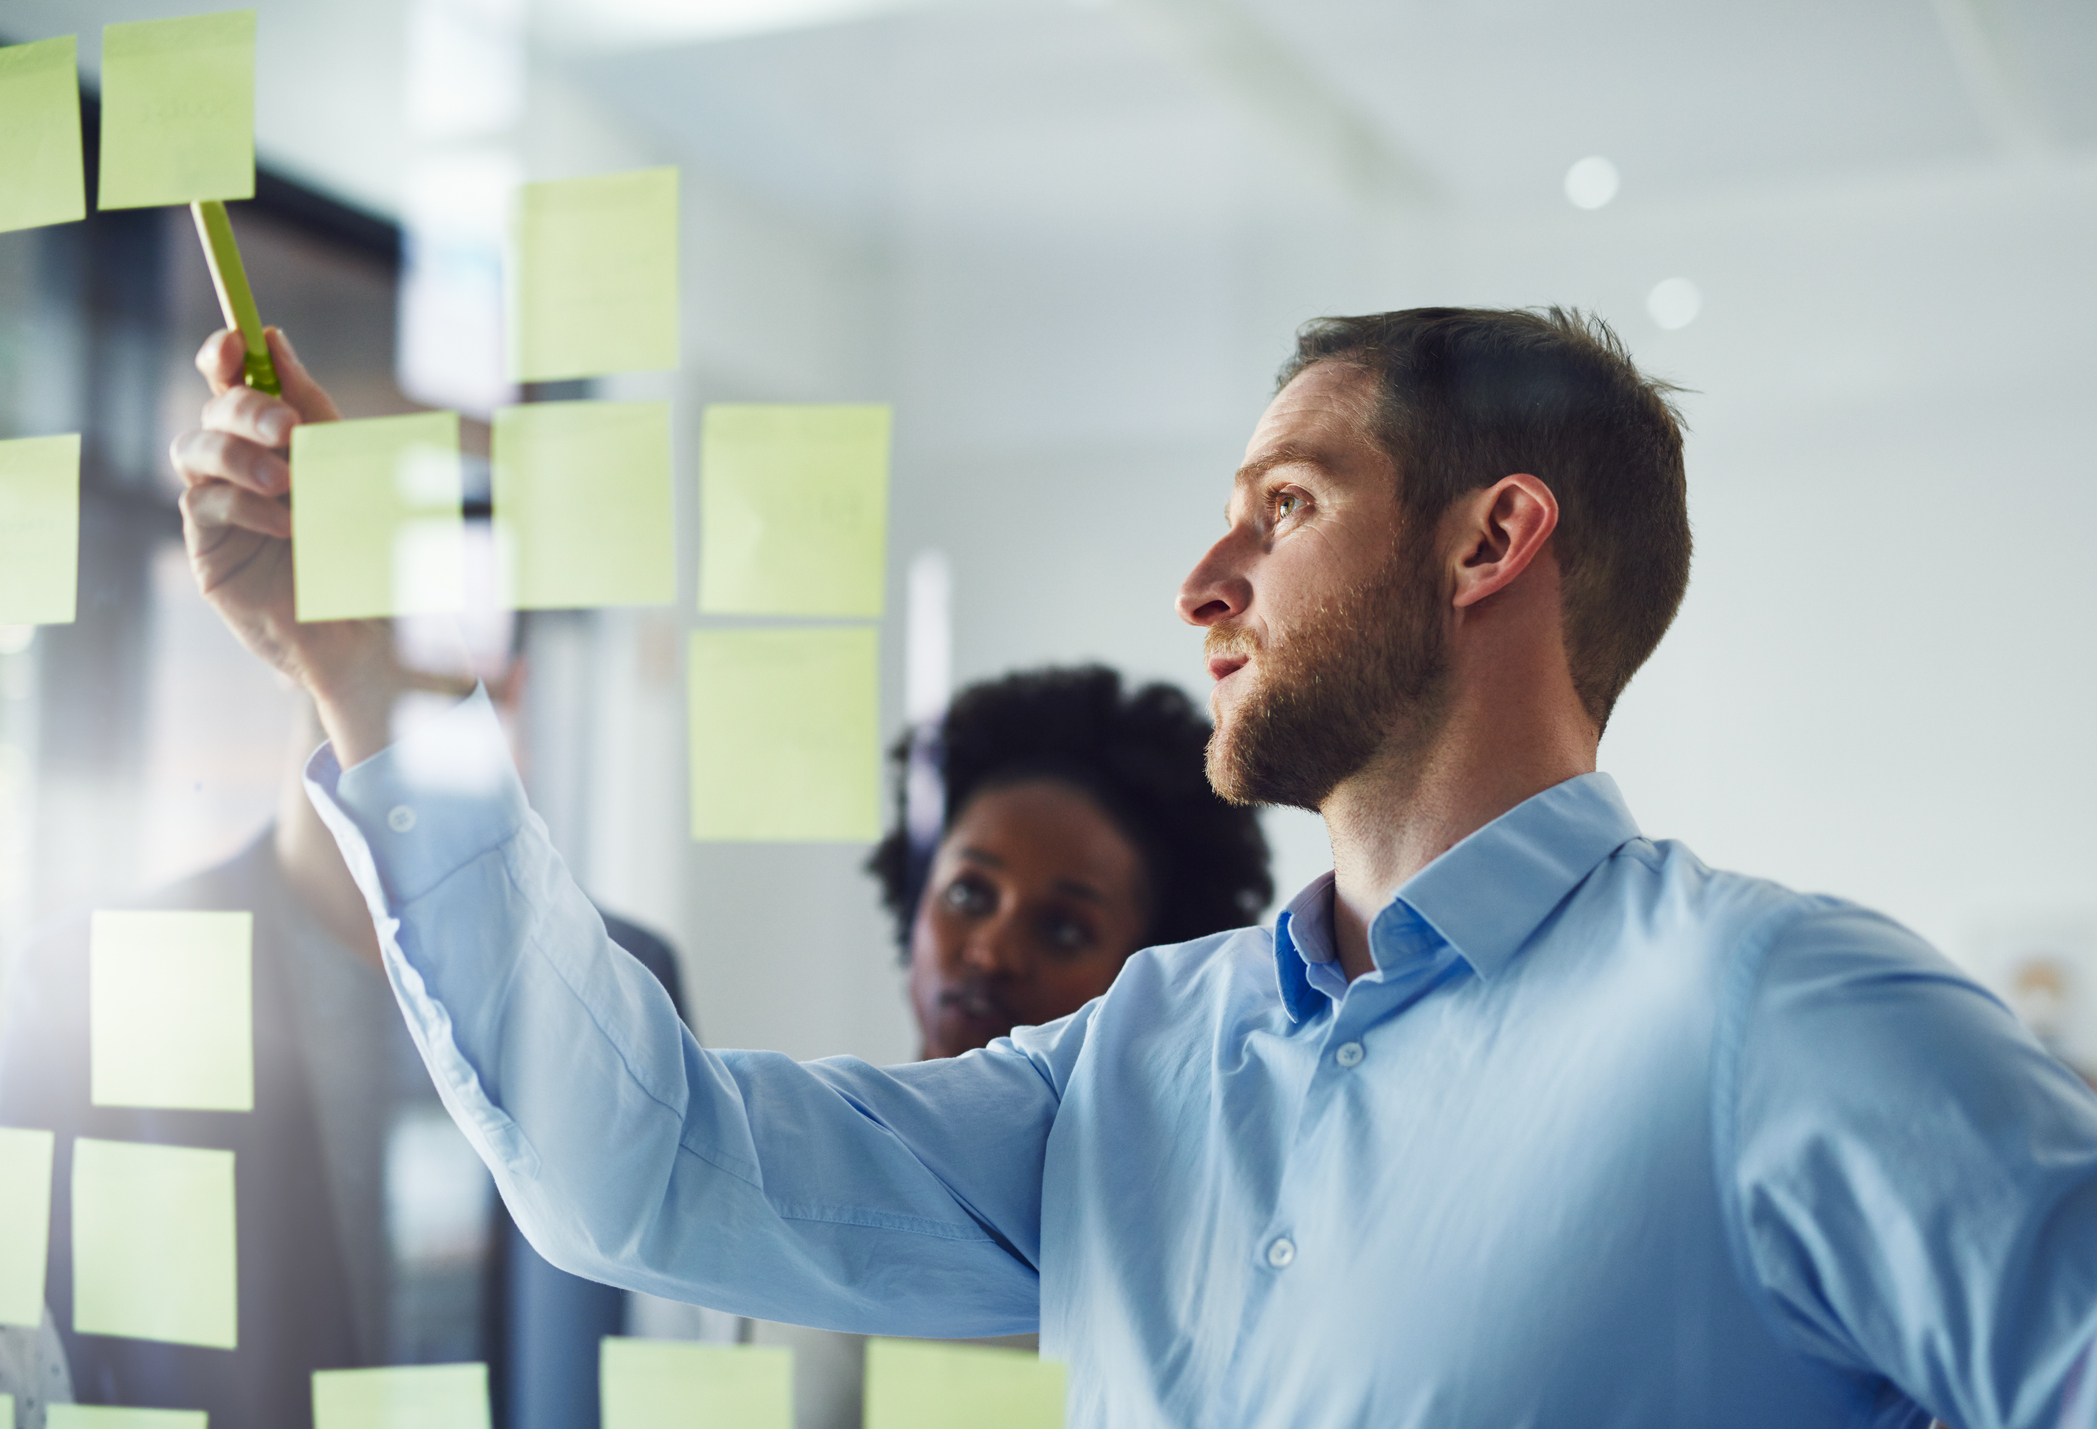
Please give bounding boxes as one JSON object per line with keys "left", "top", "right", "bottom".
{"left": 303, "top": 688, "right": 1071, "bottom": 1338}
{"left": 1724, "top": 899, "right": 2097, "bottom": 1429}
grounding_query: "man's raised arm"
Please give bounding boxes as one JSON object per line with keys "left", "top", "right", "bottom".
{"left": 171, "top": 327, "right": 1062, "bottom": 1337}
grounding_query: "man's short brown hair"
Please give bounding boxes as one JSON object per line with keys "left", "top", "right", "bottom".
{"left": 1278, "top": 306, "right": 1691, "bottom": 730}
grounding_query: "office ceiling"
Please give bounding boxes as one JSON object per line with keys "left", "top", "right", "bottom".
{"left": 5, "top": 0, "right": 2090, "bottom": 227}
{"left": 564, "top": 0, "right": 2097, "bottom": 231}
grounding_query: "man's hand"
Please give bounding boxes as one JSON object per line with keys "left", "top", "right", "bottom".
{"left": 170, "top": 327, "right": 407, "bottom": 764}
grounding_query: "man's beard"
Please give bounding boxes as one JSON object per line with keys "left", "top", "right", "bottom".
{"left": 1204, "top": 535, "right": 1452, "bottom": 811}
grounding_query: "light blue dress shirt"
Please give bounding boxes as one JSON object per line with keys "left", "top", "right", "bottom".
{"left": 308, "top": 690, "right": 2097, "bottom": 1429}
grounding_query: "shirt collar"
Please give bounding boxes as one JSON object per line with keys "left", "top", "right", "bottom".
{"left": 1397, "top": 772, "right": 1640, "bottom": 979}
{"left": 1273, "top": 872, "right": 1341, "bottom": 1022}
{"left": 1272, "top": 772, "right": 1642, "bottom": 1019}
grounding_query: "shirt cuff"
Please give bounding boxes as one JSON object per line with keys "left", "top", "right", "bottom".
{"left": 301, "top": 684, "right": 532, "bottom": 909}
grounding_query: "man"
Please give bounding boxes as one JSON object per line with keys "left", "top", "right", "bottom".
{"left": 171, "top": 310, "right": 2097, "bottom": 1428}
{"left": 0, "top": 683, "right": 686, "bottom": 1429}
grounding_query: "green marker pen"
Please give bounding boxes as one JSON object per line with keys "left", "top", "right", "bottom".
{"left": 188, "top": 199, "right": 281, "bottom": 397}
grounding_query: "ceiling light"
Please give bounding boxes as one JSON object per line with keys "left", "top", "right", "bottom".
{"left": 1563, "top": 156, "right": 1619, "bottom": 210}
{"left": 1647, "top": 278, "right": 1702, "bottom": 331}
{"left": 538, "top": 0, "right": 927, "bottom": 49}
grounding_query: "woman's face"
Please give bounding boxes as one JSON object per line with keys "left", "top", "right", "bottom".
{"left": 908, "top": 778, "right": 1152, "bottom": 1059}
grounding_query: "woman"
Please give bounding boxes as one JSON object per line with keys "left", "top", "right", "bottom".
{"left": 869, "top": 664, "right": 1274, "bottom": 1059}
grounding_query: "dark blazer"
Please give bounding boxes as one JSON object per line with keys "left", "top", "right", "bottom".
{"left": 0, "top": 832, "right": 686, "bottom": 1429}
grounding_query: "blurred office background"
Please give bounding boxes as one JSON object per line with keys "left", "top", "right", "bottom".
{"left": 1, "top": 0, "right": 2094, "bottom": 1080}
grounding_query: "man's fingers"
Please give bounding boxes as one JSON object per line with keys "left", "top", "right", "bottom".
{"left": 192, "top": 327, "right": 341, "bottom": 430}
{"left": 193, "top": 328, "right": 245, "bottom": 396}
{"left": 180, "top": 326, "right": 340, "bottom": 503}
{"left": 170, "top": 427, "right": 289, "bottom": 497}
{"left": 266, "top": 329, "right": 341, "bottom": 424}
{"left": 201, "top": 382, "right": 301, "bottom": 450}
{"left": 180, "top": 479, "right": 292, "bottom": 543}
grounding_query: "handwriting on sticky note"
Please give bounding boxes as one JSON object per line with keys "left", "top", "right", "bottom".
{"left": 48, "top": 1407, "right": 209, "bottom": 1429}
{"left": 313, "top": 1362, "right": 492, "bottom": 1429}
{"left": 0, "top": 36, "right": 86, "bottom": 233}
{"left": 72, "top": 1138, "right": 237, "bottom": 1350}
{"left": 291, "top": 412, "right": 464, "bottom": 623}
{"left": 699, "top": 404, "right": 889, "bottom": 619}
{"left": 96, "top": 10, "right": 255, "bottom": 211}
{"left": 0, "top": 1127, "right": 54, "bottom": 1329}
{"left": 601, "top": 1337, "right": 793, "bottom": 1429}
{"left": 863, "top": 1338, "right": 1065, "bottom": 1429}
{"left": 490, "top": 401, "right": 676, "bottom": 610}
{"left": 688, "top": 627, "right": 880, "bottom": 843}
{"left": 0, "top": 434, "right": 80, "bottom": 626}
{"left": 506, "top": 167, "right": 678, "bottom": 382}
{"left": 90, "top": 910, "right": 253, "bottom": 1112}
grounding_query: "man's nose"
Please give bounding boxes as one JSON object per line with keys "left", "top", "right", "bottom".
{"left": 1176, "top": 533, "right": 1252, "bottom": 628}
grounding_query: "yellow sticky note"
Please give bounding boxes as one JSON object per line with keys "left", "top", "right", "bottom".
{"left": 0, "top": 434, "right": 80, "bottom": 626}
{"left": 73, "top": 1138, "right": 237, "bottom": 1350}
{"left": 490, "top": 401, "right": 675, "bottom": 610}
{"left": 89, "top": 910, "right": 253, "bottom": 1112}
{"left": 291, "top": 412, "right": 464, "bottom": 622}
{"left": 863, "top": 1339, "right": 1064, "bottom": 1429}
{"left": 689, "top": 627, "right": 879, "bottom": 843}
{"left": 96, "top": 10, "right": 255, "bottom": 211}
{"left": 0, "top": 1128, "right": 55, "bottom": 1329}
{"left": 313, "top": 1363, "right": 491, "bottom": 1429}
{"left": 506, "top": 166, "right": 678, "bottom": 382}
{"left": 0, "top": 37, "right": 85, "bottom": 233}
{"left": 698, "top": 405, "right": 889, "bottom": 619}
{"left": 48, "top": 1409, "right": 207, "bottom": 1429}
{"left": 601, "top": 1338, "right": 792, "bottom": 1429}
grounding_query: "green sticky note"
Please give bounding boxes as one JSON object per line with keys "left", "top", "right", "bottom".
{"left": 0, "top": 1128, "right": 55, "bottom": 1329}
{"left": 0, "top": 37, "right": 85, "bottom": 233}
{"left": 698, "top": 405, "right": 889, "bottom": 619}
{"left": 73, "top": 1137, "right": 237, "bottom": 1349}
{"left": 601, "top": 1337, "right": 793, "bottom": 1429}
{"left": 48, "top": 1408, "right": 207, "bottom": 1429}
{"left": 863, "top": 1339, "right": 1064, "bottom": 1429}
{"left": 490, "top": 401, "right": 675, "bottom": 610}
{"left": 291, "top": 412, "right": 464, "bottom": 622}
{"left": 0, "top": 433, "right": 80, "bottom": 626}
{"left": 89, "top": 910, "right": 253, "bottom": 1112}
{"left": 506, "top": 166, "right": 678, "bottom": 382}
{"left": 313, "top": 1362, "right": 491, "bottom": 1429}
{"left": 688, "top": 626, "right": 879, "bottom": 843}
{"left": 96, "top": 10, "right": 255, "bottom": 211}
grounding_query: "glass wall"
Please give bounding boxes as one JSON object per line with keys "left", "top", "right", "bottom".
{"left": 1, "top": 2, "right": 2094, "bottom": 1427}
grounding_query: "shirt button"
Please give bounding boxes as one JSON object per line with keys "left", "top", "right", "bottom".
{"left": 1335, "top": 1041, "right": 1364, "bottom": 1068}
{"left": 1266, "top": 1237, "right": 1295, "bottom": 1269}
{"left": 387, "top": 805, "right": 418, "bottom": 833}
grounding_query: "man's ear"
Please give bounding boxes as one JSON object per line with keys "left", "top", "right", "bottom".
{"left": 1450, "top": 474, "right": 1559, "bottom": 610}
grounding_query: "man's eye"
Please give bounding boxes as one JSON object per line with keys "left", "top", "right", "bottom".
{"left": 1270, "top": 491, "right": 1302, "bottom": 521}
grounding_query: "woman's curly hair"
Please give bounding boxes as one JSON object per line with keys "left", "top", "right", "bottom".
{"left": 867, "top": 665, "right": 1273, "bottom": 955}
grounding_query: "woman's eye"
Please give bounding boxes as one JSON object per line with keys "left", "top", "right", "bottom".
{"left": 1040, "top": 916, "right": 1093, "bottom": 954}
{"left": 942, "top": 876, "right": 993, "bottom": 915}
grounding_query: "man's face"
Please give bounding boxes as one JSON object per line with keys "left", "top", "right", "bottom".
{"left": 1176, "top": 361, "right": 1453, "bottom": 810}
